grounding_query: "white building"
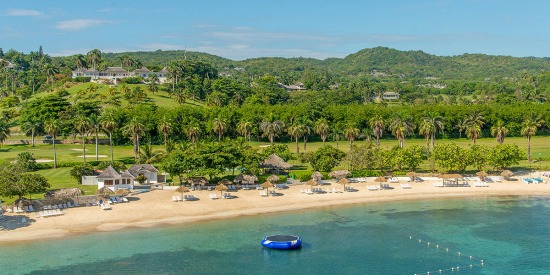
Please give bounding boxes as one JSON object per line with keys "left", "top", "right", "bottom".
{"left": 96, "top": 166, "right": 135, "bottom": 191}
{"left": 72, "top": 67, "right": 168, "bottom": 83}
{"left": 128, "top": 164, "right": 165, "bottom": 184}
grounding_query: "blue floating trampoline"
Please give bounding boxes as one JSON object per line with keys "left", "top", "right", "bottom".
{"left": 261, "top": 235, "right": 302, "bottom": 250}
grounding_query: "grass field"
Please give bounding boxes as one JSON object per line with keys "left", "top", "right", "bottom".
{"left": 1, "top": 135, "right": 549, "bottom": 204}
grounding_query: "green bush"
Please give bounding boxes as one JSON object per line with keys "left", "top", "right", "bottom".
{"left": 289, "top": 170, "right": 329, "bottom": 182}
{"left": 121, "top": 77, "right": 143, "bottom": 84}
{"left": 73, "top": 77, "right": 91, "bottom": 83}
{"left": 351, "top": 170, "right": 383, "bottom": 177}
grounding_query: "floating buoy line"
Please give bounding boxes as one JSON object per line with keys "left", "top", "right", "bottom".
{"left": 409, "top": 235, "right": 485, "bottom": 274}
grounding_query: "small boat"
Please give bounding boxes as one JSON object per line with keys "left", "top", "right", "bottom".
{"left": 261, "top": 235, "right": 302, "bottom": 250}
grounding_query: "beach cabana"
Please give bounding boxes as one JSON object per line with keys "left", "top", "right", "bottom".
{"left": 260, "top": 154, "right": 293, "bottom": 174}
{"left": 187, "top": 177, "right": 207, "bottom": 187}
{"left": 233, "top": 174, "right": 258, "bottom": 185}
{"left": 329, "top": 170, "right": 351, "bottom": 181}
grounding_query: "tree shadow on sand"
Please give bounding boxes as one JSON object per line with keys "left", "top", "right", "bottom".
{"left": 0, "top": 215, "right": 35, "bottom": 231}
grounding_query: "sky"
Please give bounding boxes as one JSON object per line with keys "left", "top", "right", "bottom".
{"left": 1, "top": 0, "right": 550, "bottom": 60}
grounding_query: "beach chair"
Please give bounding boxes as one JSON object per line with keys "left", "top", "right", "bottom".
{"left": 210, "top": 194, "right": 218, "bottom": 199}
{"left": 172, "top": 196, "right": 178, "bottom": 202}
{"left": 326, "top": 187, "right": 332, "bottom": 193}
{"left": 122, "top": 197, "right": 129, "bottom": 203}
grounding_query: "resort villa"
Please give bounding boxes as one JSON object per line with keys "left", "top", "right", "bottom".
{"left": 72, "top": 66, "right": 168, "bottom": 84}
{"left": 82, "top": 164, "right": 165, "bottom": 190}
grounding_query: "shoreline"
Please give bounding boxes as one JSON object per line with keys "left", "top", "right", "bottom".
{"left": 2, "top": 180, "right": 550, "bottom": 244}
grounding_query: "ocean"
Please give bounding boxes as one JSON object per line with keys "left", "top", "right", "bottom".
{"left": 1, "top": 196, "right": 549, "bottom": 274}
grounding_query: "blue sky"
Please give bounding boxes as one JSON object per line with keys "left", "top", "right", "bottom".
{"left": 1, "top": 0, "right": 550, "bottom": 60}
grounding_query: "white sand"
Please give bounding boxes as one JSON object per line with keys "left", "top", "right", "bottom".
{"left": 1, "top": 178, "right": 550, "bottom": 244}
{"left": 76, "top": 155, "right": 108, "bottom": 158}
{"left": 35, "top": 159, "right": 54, "bottom": 163}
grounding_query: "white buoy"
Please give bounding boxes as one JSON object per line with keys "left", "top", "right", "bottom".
{"left": 446, "top": 248, "right": 449, "bottom": 252}
{"left": 410, "top": 236, "right": 412, "bottom": 239}
{"left": 457, "top": 266, "right": 460, "bottom": 271}
{"left": 470, "top": 256, "right": 473, "bottom": 259}
{"left": 427, "top": 242, "right": 430, "bottom": 246}
{"left": 458, "top": 252, "right": 461, "bottom": 256}
{"left": 481, "top": 260, "right": 484, "bottom": 266}
{"left": 419, "top": 239, "right": 422, "bottom": 243}
{"left": 436, "top": 245, "right": 439, "bottom": 249}
{"left": 470, "top": 265, "right": 473, "bottom": 268}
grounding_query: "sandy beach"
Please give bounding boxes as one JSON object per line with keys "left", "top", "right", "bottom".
{"left": 2, "top": 178, "right": 550, "bottom": 244}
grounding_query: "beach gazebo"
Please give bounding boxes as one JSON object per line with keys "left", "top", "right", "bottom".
{"left": 260, "top": 154, "right": 293, "bottom": 175}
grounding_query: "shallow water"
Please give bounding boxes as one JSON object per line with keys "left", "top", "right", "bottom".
{"left": 1, "top": 196, "right": 549, "bottom": 274}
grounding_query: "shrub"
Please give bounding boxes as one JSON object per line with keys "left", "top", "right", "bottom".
{"left": 121, "top": 77, "right": 143, "bottom": 84}
{"left": 351, "top": 170, "right": 383, "bottom": 178}
{"left": 73, "top": 77, "right": 91, "bottom": 83}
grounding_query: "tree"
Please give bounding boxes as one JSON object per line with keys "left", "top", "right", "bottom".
{"left": 148, "top": 73, "right": 159, "bottom": 94}
{"left": 100, "top": 110, "right": 117, "bottom": 162}
{"left": 418, "top": 112, "right": 444, "bottom": 154}
{"left": 389, "top": 115, "right": 416, "bottom": 148}
{"left": 0, "top": 120, "right": 11, "bottom": 147}
{"left": 287, "top": 122, "right": 304, "bottom": 154}
{"left": 369, "top": 115, "right": 385, "bottom": 147}
{"left": 490, "top": 120, "right": 509, "bottom": 144}
{"left": 344, "top": 124, "right": 359, "bottom": 150}
{"left": 433, "top": 143, "right": 470, "bottom": 173}
{"left": 488, "top": 144, "right": 523, "bottom": 170}
{"left": 308, "top": 145, "right": 346, "bottom": 172}
{"left": 139, "top": 143, "right": 165, "bottom": 164}
{"left": 315, "top": 118, "right": 330, "bottom": 147}
{"left": 15, "top": 152, "right": 37, "bottom": 172}
{"left": 237, "top": 120, "right": 253, "bottom": 144}
{"left": 212, "top": 117, "right": 227, "bottom": 141}
{"left": 0, "top": 164, "right": 50, "bottom": 200}
{"left": 43, "top": 63, "right": 58, "bottom": 84}
{"left": 260, "top": 113, "right": 284, "bottom": 144}
{"left": 24, "top": 173, "right": 50, "bottom": 200}
{"left": 521, "top": 114, "right": 544, "bottom": 161}
{"left": 44, "top": 119, "right": 59, "bottom": 168}
{"left": 465, "top": 111, "right": 485, "bottom": 144}
{"left": 88, "top": 114, "right": 102, "bottom": 161}
{"left": 123, "top": 117, "right": 146, "bottom": 162}
{"left": 86, "top": 49, "right": 102, "bottom": 79}
{"left": 157, "top": 115, "right": 172, "bottom": 147}
{"left": 297, "top": 116, "right": 312, "bottom": 152}
{"left": 21, "top": 118, "right": 40, "bottom": 147}
{"left": 185, "top": 122, "right": 201, "bottom": 144}
{"left": 74, "top": 115, "right": 90, "bottom": 164}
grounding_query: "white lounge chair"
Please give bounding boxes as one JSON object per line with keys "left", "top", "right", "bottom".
{"left": 122, "top": 197, "right": 129, "bottom": 203}
{"left": 172, "top": 196, "right": 178, "bottom": 202}
{"left": 210, "top": 194, "right": 218, "bottom": 199}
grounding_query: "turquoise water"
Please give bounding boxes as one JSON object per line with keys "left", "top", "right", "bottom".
{"left": 1, "top": 196, "right": 550, "bottom": 274}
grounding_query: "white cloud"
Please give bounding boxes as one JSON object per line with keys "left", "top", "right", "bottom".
{"left": 6, "top": 9, "right": 42, "bottom": 16}
{"left": 56, "top": 19, "right": 108, "bottom": 31}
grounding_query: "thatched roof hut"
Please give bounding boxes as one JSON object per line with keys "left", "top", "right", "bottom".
{"left": 260, "top": 154, "right": 293, "bottom": 170}
{"left": 187, "top": 177, "right": 208, "bottom": 186}
{"left": 233, "top": 174, "right": 258, "bottom": 184}
{"left": 311, "top": 171, "right": 323, "bottom": 181}
{"left": 267, "top": 174, "right": 280, "bottom": 183}
{"left": 329, "top": 170, "right": 350, "bottom": 180}
{"left": 45, "top": 188, "right": 84, "bottom": 199}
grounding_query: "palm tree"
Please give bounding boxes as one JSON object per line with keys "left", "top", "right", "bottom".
{"left": 315, "top": 118, "right": 330, "bottom": 147}
{"left": 43, "top": 63, "right": 59, "bottom": 84}
{"left": 330, "top": 126, "right": 342, "bottom": 150}
{"left": 287, "top": 122, "right": 304, "bottom": 154}
{"left": 455, "top": 118, "right": 469, "bottom": 139}
{"left": 148, "top": 73, "right": 159, "bottom": 94}
{"left": 72, "top": 54, "right": 86, "bottom": 72}
{"left": 389, "top": 115, "right": 416, "bottom": 148}
{"left": 237, "top": 120, "right": 253, "bottom": 144}
{"left": 369, "top": 115, "right": 385, "bottom": 147}
{"left": 521, "top": 114, "right": 544, "bottom": 161}
{"left": 490, "top": 120, "right": 509, "bottom": 144}
{"left": 212, "top": 117, "right": 227, "bottom": 141}
{"left": 86, "top": 49, "right": 102, "bottom": 79}
{"left": 44, "top": 120, "right": 59, "bottom": 168}
{"left": 0, "top": 120, "right": 11, "bottom": 147}
{"left": 418, "top": 112, "right": 444, "bottom": 153}
{"left": 185, "top": 122, "right": 201, "bottom": 144}
{"left": 87, "top": 114, "right": 101, "bottom": 161}
{"left": 74, "top": 116, "right": 90, "bottom": 164}
{"left": 157, "top": 115, "right": 172, "bottom": 147}
{"left": 298, "top": 116, "right": 312, "bottom": 152}
{"left": 100, "top": 111, "right": 117, "bottom": 162}
{"left": 123, "top": 117, "right": 146, "bottom": 162}
{"left": 22, "top": 119, "right": 40, "bottom": 147}
{"left": 344, "top": 123, "right": 360, "bottom": 150}
{"left": 139, "top": 143, "right": 165, "bottom": 164}
{"left": 465, "top": 111, "right": 485, "bottom": 144}
{"left": 260, "top": 113, "right": 284, "bottom": 144}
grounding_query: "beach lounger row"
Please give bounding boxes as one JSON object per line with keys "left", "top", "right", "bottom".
{"left": 474, "top": 182, "right": 490, "bottom": 187}
{"left": 367, "top": 185, "right": 379, "bottom": 191}
{"left": 100, "top": 202, "right": 111, "bottom": 210}
{"left": 39, "top": 209, "right": 64, "bottom": 217}
{"left": 380, "top": 184, "right": 394, "bottom": 190}
{"left": 184, "top": 195, "right": 199, "bottom": 201}
{"left": 522, "top": 177, "right": 544, "bottom": 184}
{"left": 222, "top": 193, "right": 235, "bottom": 199}
{"left": 400, "top": 184, "right": 412, "bottom": 189}
{"left": 388, "top": 177, "right": 399, "bottom": 183}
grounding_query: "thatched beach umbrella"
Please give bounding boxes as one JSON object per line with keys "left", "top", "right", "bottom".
{"left": 501, "top": 170, "right": 514, "bottom": 180}
{"left": 214, "top": 183, "right": 228, "bottom": 197}
{"left": 438, "top": 173, "right": 464, "bottom": 186}
{"left": 311, "top": 171, "right": 323, "bottom": 181}
{"left": 115, "top": 189, "right": 129, "bottom": 196}
{"left": 476, "top": 171, "right": 489, "bottom": 181}
{"left": 261, "top": 181, "right": 274, "bottom": 194}
{"left": 374, "top": 176, "right": 387, "bottom": 188}
{"left": 338, "top": 178, "right": 350, "bottom": 190}
{"left": 175, "top": 186, "right": 189, "bottom": 199}
{"left": 218, "top": 178, "right": 231, "bottom": 185}
{"left": 306, "top": 179, "right": 319, "bottom": 187}
{"left": 260, "top": 154, "right": 294, "bottom": 174}
{"left": 406, "top": 172, "right": 418, "bottom": 181}
{"left": 329, "top": 170, "right": 351, "bottom": 180}
{"left": 187, "top": 177, "right": 207, "bottom": 186}
{"left": 96, "top": 186, "right": 114, "bottom": 198}
{"left": 267, "top": 174, "right": 280, "bottom": 183}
